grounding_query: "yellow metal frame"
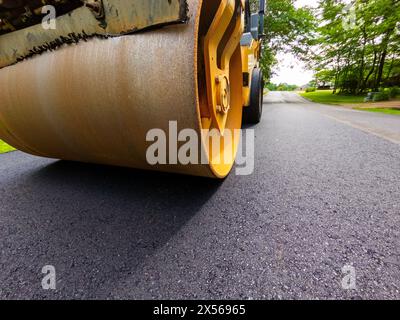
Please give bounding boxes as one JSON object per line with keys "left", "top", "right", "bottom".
{"left": 203, "top": 0, "right": 244, "bottom": 133}
{"left": 241, "top": 37, "right": 261, "bottom": 107}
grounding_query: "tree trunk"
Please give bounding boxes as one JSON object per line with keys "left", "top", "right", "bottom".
{"left": 374, "top": 28, "right": 394, "bottom": 91}
{"left": 356, "top": 27, "right": 367, "bottom": 95}
{"left": 375, "top": 49, "right": 387, "bottom": 91}
{"left": 361, "top": 50, "right": 377, "bottom": 92}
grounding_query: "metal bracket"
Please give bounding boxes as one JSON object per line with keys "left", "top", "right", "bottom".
{"left": 203, "top": 0, "right": 244, "bottom": 133}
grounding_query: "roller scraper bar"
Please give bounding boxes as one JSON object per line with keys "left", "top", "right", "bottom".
{"left": 0, "top": 0, "right": 188, "bottom": 69}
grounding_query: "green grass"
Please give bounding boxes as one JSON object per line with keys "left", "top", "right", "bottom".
{"left": 355, "top": 108, "right": 400, "bottom": 116}
{"left": 0, "top": 140, "right": 15, "bottom": 154}
{"left": 300, "top": 90, "right": 366, "bottom": 104}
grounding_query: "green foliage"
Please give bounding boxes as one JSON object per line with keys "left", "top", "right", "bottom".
{"left": 266, "top": 83, "right": 277, "bottom": 91}
{"left": 277, "top": 83, "right": 298, "bottom": 91}
{"left": 300, "top": 90, "right": 366, "bottom": 104}
{"left": 311, "top": 0, "right": 400, "bottom": 94}
{"left": 267, "top": 82, "right": 298, "bottom": 91}
{"left": 355, "top": 108, "right": 400, "bottom": 115}
{"left": 308, "top": 80, "right": 317, "bottom": 88}
{"left": 305, "top": 87, "right": 316, "bottom": 93}
{"left": 250, "top": 0, "right": 400, "bottom": 92}
{"left": 250, "top": 0, "right": 316, "bottom": 82}
{"left": 388, "top": 86, "right": 400, "bottom": 98}
{"left": 372, "top": 91, "right": 390, "bottom": 102}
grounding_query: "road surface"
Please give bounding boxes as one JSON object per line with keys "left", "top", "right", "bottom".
{"left": 0, "top": 91, "right": 399, "bottom": 299}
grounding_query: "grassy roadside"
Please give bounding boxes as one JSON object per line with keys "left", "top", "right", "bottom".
{"left": 0, "top": 140, "right": 15, "bottom": 154}
{"left": 354, "top": 108, "right": 400, "bottom": 116}
{"left": 300, "top": 90, "right": 366, "bottom": 104}
{"left": 300, "top": 90, "right": 400, "bottom": 116}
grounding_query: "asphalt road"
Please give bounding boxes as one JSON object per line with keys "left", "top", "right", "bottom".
{"left": 0, "top": 91, "right": 399, "bottom": 299}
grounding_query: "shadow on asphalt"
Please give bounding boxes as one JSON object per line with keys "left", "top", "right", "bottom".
{"left": 10, "top": 160, "right": 223, "bottom": 298}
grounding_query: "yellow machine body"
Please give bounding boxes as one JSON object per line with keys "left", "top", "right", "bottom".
{"left": 0, "top": 0, "right": 262, "bottom": 178}
{"left": 241, "top": 36, "right": 262, "bottom": 107}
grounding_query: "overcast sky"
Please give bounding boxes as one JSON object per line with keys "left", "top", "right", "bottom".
{"left": 270, "top": 0, "right": 318, "bottom": 86}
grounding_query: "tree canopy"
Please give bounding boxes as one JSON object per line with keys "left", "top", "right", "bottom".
{"left": 314, "top": 0, "right": 400, "bottom": 94}
{"left": 250, "top": 0, "right": 315, "bottom": 82}
{"left": 255, "top": 0, "right": 400, "bottom": 94}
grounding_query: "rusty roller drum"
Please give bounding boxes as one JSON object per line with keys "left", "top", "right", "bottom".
{"left": 0, "top": 0, "right": 244, "bottom": 178}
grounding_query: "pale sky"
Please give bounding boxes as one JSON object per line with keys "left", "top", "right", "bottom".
{"left": 270, "top": 52, "right": 314, "bottom": 86}
{"left": 270, "top": 0, "right": 318, "bottom": 86}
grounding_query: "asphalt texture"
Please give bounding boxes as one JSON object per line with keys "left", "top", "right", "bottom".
{"left": 0, "top": 91, "right": 399, "bottom": 299}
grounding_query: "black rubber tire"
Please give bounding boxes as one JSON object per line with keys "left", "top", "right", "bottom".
{"left": 244, "top": 0, "right": 251, "bottom": 32}
{"left": 243, "top": 68, "right": 264, "bottom": 124}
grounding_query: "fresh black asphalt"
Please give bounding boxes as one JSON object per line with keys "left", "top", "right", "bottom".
{"left": 0, "top": 92, "right": 399, "bottom": 299}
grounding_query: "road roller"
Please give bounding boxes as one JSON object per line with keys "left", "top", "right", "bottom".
{"left": 0, "top": 0, "right": 265, "bottom": 178}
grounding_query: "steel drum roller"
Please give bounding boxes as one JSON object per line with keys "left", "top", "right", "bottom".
{"left": 0, "top": 0, "right": 244, "bottom": 178}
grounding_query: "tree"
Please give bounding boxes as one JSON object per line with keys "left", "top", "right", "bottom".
{"left": 310, "top": 0, "right": 400, "bottom": 94}
{"left": 250, "top": 0, "right": 316, "bottom": 83}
